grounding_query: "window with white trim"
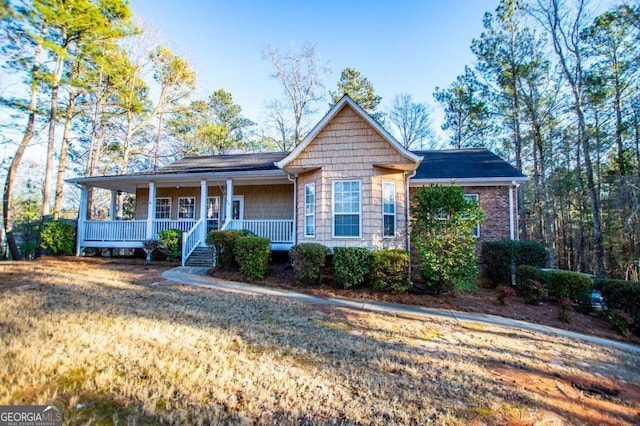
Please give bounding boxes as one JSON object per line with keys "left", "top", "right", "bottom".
{"left": 178, "top": 197, "right": 196, "bottom": 219}
{"left": 382, "top": 181, "right": 396, "bottom": 237}
{"left": 464, "top": 194, "right": 480, "bottom": 238}
{"left": 207, "top": 196, "right": 220, "bottom": 230}
{"left": 304, "top": 183, "right": 315, "bottom": 237}
{"left": 155, "top": 197, "right": 171, "bottom": 219}
{"left": 333, "top": 180, "right": 361, "bottom": 238}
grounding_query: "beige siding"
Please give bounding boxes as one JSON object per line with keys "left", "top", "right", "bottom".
{"left": 135, "top": 184, "right": 293, "bottom": 220}
{"left": 294, "top": 105, "right": 415, "bottom": 250}
{"left": 234, "top": 185, "right": 293, "bottom": 220}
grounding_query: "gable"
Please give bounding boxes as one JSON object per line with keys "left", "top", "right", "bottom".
{"left": 277, "top": 95, "right": 421, "bottom": 173}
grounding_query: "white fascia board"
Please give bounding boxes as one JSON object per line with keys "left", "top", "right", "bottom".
{"left": 409, "top": 176, "right": 528, "bottom": 187}
{"left": 276, "top": 95, "right": 422, "bottom": 169}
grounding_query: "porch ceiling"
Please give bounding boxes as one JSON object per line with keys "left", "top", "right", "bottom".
{"left": 67, "top": 169, "right": 291, "bottom": 193}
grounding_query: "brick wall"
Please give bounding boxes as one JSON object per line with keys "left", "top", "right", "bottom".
{"left": 408, "top": 185, "right": 512, "bottom": 243}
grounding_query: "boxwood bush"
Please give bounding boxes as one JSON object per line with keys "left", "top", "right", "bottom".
{"left": 333, "top": 247, "right": 371, "bottom": 289}
{"left": 596, "top": 278, "right": 640, "bottom": 332}
{"left": 289, "top": 243, "right": 330, "bottom": 285}
{"left": 40, "top": 220, "right": 76, "bottom": 255}
{"left": 482, "top": 240, "right": 548, "bottom": 286}
{"left": 370, "top": 249, "right": 410, "bottom": 294}
{"left": 234, "top": 235, "right": 271, "bottom": 279}
{"left": 542, "top": 269, "right": 594, "bottom": 308}
{"left": 158, "top": 228, "right": 182, "bottom": 262}
{"left": 206, "top": 230, "right": 245, "bottom": 270}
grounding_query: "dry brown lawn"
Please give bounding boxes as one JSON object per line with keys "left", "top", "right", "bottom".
{"left": 1, "top": 257, "right": 639, "bottom": 425}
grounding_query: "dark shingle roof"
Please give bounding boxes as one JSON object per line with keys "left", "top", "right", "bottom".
{"left": 412, "top": 148, "right": 525, "bottom": 180}
{"left": 137, "top": 152, "right": 289, "bottom": 175}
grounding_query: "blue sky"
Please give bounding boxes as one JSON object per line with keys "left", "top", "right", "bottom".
{"left": 130, "top": 0, "right": 502, "bottom": 136}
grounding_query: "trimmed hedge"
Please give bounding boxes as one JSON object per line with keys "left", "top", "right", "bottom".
{"left": 234, "top": 235, "right": 271, "bottom": 279}
{"left": 333, "top": 247, "right": 371, "bottom": 289}
{"left": 482, "top": 240, "right": 548, "bottom": 286}
{"left": 542, "top": 270, "right": 594, "bottom": 308}
{"left": 40, "top": 221, "right": 76, "bottom": 255}
{"left": 515, "top": 265, "right": 543, "bottom": 286}
{"left": 596, "top": 278, "right": 640, "bottom": 330}
{"left": 206, "top": 230, "right": 245, "bottom": 270}
{"left": 370, "top": 249, "right": 410, "bottom": 294}
{"left": 289, "top": 243, "right": 330, "bottom": 285}
{"left": 158, "top": 228, "right": 182, "bottom": 262}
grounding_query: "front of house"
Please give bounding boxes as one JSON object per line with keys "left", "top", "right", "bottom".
{"left": 68, "top": 95, "right": 527, "bottom": 266}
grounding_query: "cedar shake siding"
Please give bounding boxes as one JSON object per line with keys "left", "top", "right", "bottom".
{"left": 136, "top": 184, "right": 293, "bottom": 220}
{"left": 291, "top": 105, "right": 416, "bottom": 250}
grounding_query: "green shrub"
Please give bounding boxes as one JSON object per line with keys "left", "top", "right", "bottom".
{"left": 515, "top": 265, "right": 542, "bottom": 287}
{"left": 40, "top": 221, "right": 76, "bottom": 255}
{"left": 542, "top": 270, "right": 594, "bottom": 308}
{"left": 158, "top": 229, "right": 182, "bottom": 262}
{"left": 370, "top": 250, "right": 409, "bottom": 294}
{"left": 482, "top": 240, "right": 548, "bottom": 287}
{"left": 597, "top": 278, "right": 640, "bottom": 331}
{"left": 521, "top": 279, "right": 545, "bottom": 305}
{"left": 333, "top": 247, "right": 371, "bottom": 289}
{"left": 608, "top": 309, "right": 633, "bottom": 337}
{"left": 412, "top": 185, "right": 484, "bottom": 294}
{"left": 206, "top": 230, "right": 245, "bottom": 270}
{"left": 234, "top": 236, "right": 271, "bottom": 279}
{"left": 289, "top": 243, "right": 330, "bottom": 285}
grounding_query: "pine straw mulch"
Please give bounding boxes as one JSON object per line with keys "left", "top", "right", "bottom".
{"left": 209, "top": 260, "right": 640, "bottom": 347}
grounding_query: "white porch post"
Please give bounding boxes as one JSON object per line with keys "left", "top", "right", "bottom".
{"left": 200, "top": 179, "right": 208, "bottom": 241}
{"left": 76, "top": 185, "right": 88, "bottom": 256}
{"left": 225, "top": 179, "right": 233, "bottom": 226}
{"left": 147, "top": 181, "right": 156, "bottom": 239}
{"left": 110, "top": 190, "right": 117, "bottom": 221}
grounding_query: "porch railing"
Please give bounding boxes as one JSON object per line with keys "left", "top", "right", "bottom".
{"left": 84, "top": 220, "right": 147, "bottom": 241}
{"left": 226, "top": 219, "right": 294, "bottom": 243}
{"left": 153, "top": 219, "right": 197, "bottom": 237}
{"left": 181, "top": 218, "right": 205, "bottom": 267}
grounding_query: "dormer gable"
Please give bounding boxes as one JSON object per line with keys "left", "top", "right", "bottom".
{"left": 276, "top": 95, "right": 422, "bottom": 174}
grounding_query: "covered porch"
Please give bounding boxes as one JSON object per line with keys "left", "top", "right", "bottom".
{"left": 69, "top": 166, "right": 295, "bottom": 266}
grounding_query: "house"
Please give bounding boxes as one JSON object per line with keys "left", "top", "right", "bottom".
{"left": 67, "top": 95, "right": 527, "bottom": 266}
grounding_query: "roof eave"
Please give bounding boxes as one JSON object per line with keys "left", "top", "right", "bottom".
{"left": 410, "top": 176, "right": 529, "bottom": 187}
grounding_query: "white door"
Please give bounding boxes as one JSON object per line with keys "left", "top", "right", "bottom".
{"left": 223, "top": 195, "right": 244, "bottom": 221}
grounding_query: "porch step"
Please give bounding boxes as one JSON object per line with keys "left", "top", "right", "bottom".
{"left": 185, "top": 247, "right": 214, "bottom": 267}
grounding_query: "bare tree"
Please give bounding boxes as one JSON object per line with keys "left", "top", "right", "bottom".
{"left": 533, "top": 0, "right": 605, "bottom": 276}
{"left": 387, "top": 93, "right": 436, "bottom": 150}
{"left": 263, "top": 42, "right": 330, "bottom": 144}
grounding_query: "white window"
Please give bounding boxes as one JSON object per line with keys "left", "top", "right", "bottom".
{"left": 464, "top": 194, "right": 480, "bottom": 238}
{"left": 178, "top": 197, "right": 196, "bottom": 219}
{"left": 304, "top": 183, "right": 315, "bottom": 237}
{"left": 382, "top": 181, "right": 396, "bottom": 238}
{"left": 207, "top": 196, "right": 220, "bottom": 230}
{"left": 155, "top": 197, "right": 171, "bottom": 219}
{"left": 333, "top": 180, "right": 361, "bottom": 238}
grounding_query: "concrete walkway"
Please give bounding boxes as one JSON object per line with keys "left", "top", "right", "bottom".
{"left": 162, "top": 267, "right": 640, "bottom": 354}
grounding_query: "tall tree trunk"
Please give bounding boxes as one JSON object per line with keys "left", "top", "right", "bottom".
{"left": 154, "top": 112, "right": 163, "bottom": 170}
{"left": 41, "top": 42, "right": 67, "bottom": 221}
{"left": 53, "top": 84, "right": 78, "bottom": 219}
{"left": 2, "top": 30, "right": 44, "bottom": 260}
{"left": 547, "top": 0, "right": 606, "bottom": 276}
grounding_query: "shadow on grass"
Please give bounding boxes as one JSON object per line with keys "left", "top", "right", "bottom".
{"left": 3, "top": 261, "right": 640, "bottom": 425}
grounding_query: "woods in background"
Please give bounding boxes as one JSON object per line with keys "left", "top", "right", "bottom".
{"left": 1, "top": 0, "right": 639, "bottom": 278}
